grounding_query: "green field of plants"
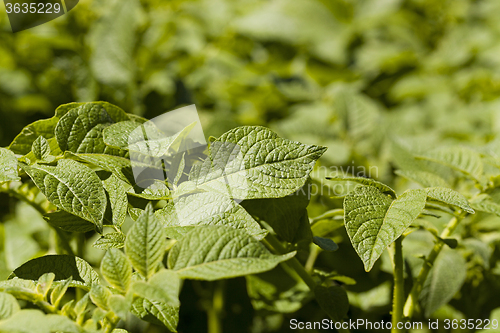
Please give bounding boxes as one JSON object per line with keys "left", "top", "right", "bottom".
{"left": 2, "top": 0, "right": 500, "bottom": 332}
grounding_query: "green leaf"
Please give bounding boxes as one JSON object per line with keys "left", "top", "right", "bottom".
{"left": 43, "top": 211, "right": 96, "bottom": 233}
{"left": 90, "top": 284, "right": 111, "bottom": 311}
{"left": 314, "top": 285, "right": 349, "bottom": 322}
{"left": 108, "top": 294, "right": 131, "bottom": 320}
{"left": 11, "top": 255, "right": 99, "bottom": 290}
{"left": 0, "top": 309, "right": 79, "bottom": 333}
{"left": 103, "top": 175, "right": 130, "bottom": 227}
{"left": 395, "top": 169, "right": 449, "bottom": 188}
{"left": 36, "top": 273, "right": 55, "bottom": 298}
{"left": 313, "top": 236, "right": 338, "bottom": 251}
{"left": 50, "top": 278, "right": 72, "bottom": 308}
{"left": 66, "top": 152, "right": 134, "bottom": 185}
{"left": 417, "top": 146, "right": 484, "bottom": 182}
{"left": 168, "top": 226, "right": 296, "bottom": 280}
{"left": 93, "top": 232, "right": 126, "bottom": 250}
{"left": 55, "top": 103, "right": 115, "bottom": 154}
{"left": 326, "top": 176, "right": 396, "bottom": 197}
{"left": 131, "top": 298, "right": 179, "bottom": 332}
{"left": 128, "top": 180, "right": 170, "bottom": 200}
{"left": 344, "top": 186, "right": 426, "bottom": 271}
{"left": 419, "top": 249, "right": 467, "bottom": 317}
{"left": 21, "top": 159, "right": 107, "bottom": 233}
{"left": 156, "top": 192, "right": 266, "bottom": 240}
{"left": 0, "top": 279, "right": 38, "bottom": 302}
{"left": 188, "top": 126, "right": 326, "bottom": 199}
{"left": 125, "top": 204, "right": 167, "bottom": 279}
{"left": 101, "top": 249, "right": 132, "bottom": 293}
{"left": 131, "top": 270, "right": 180, "bottom": 307}
{"left": 0, "top": 148, "right": 20, "bottom": 183}
{"left": 425, "top": 187, "right": 475, "bottom": 214}
{"left": 9, "top": 117, "right": 59, "bottom": 155}
{"left": 0, "top": 292, "right": 19, "bottom": 320}
{"left": 31, "top": 136, "right": 51, "bottom": 160}
{"left": 469, "top": 194, "right": 500, "bottom": 217}
{"left": 241, "top": 187, "right": 310, "bottom": 243}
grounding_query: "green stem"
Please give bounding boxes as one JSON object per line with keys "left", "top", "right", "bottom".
{"left": 264, "top": 233, "right": 350, "bottom": 333}
{"left": 264, "top": 233, "right": 316, "bottom": 290}
{"left": 305, "top": 244, "right": 321, "bottom": 274}
{"left": 392, "top": 237, "right": 405, "bottom": 333}
{"left": 403, "top": 216, "right": 461, "bottom": 318}
{"left": 208, "top": 280, "right": 224, "bottom": 333}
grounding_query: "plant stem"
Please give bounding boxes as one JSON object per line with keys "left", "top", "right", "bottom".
{"left": 264, "top": 233, "right": 316, "bottom": 290}
{"left": 208, "top": 280, "right": 224, "bottom": 333}
{"left": 403, "top": 216, "right": 461, "bottom": 318}
{"left": 305, "top": 244, "right": 321, "bottom": 274}
{"left": 392, "top": 237, "right": 405, "bottom": 333}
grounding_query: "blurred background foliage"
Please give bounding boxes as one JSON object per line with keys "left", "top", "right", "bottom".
{"left": 2, "top": 0, "right": 500, "bottom": 332}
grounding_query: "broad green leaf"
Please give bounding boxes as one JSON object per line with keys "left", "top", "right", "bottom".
{"left": 131, "top": 270, "right": 180, "bottom": 307}
{"left": 66, "top": 152, "right": 134, "bottom": 185}
{"left": 419, "top": 249, "right": 466, "bottom": 317}
{"left": 241, "top": 186, "right": 310, "bottom": 242}
{"left": 23, "top": 138, "right": 61, "bottom": 164}
{"left": 0, "top": 148, "right": 20, "bottom": 183}
{"left": 125, "top": 204, "right": 167, "bottom": 279}
{"left": 326, "top": 176, "right": 396, "bottom": 197}
{"left": 54, "top": 102, "right": 129, "bottom": 122}
{"left": 9, "top": 117, "right": 59, "bottom": 155}
{"left": 11, "top": 255, "right": 99, "bottom": 290}
{"left": 101, "top": 249, "right": 132, "bottom": 293}
{"left": 103, "top": 121, "right": 163, "bottom": 150}
{"left": 168, "top": 226, "right": 296, "bottom": 280}
{"left": 156, "top": 192, "right": 266, "bottom": 240}
{"left": 93, "top": 232, "right": 126, "bottom": 250}
{"left": 55, "top": 103, "right": 115, "bottom": 154}
{"left": 0, "top": 279, "right": 38, "bottom": 302}
{"left": 131, "top": 298, "right": 179, "bottom": 332}
{"left": 90, "top": 284, "right": 111, "bottom": 310}
{"left": 22, "top": 159, "right": 107, "bottom": 232}
{"left": 417, "top": 146, "right": 484, "bottom": 182}
{"left": 103, "top": 175, "right": 130, "bottom": 226}
{"left": 344, "top": 186, "right": 426, "bottom": 271}
{"left": 314, "top": 285, "right": 349, "bottom": 322}
{"left": 43, "top": 211, "right": 96, "bottom": 233}
{"left": 0, "top": 309, "right": 79, "bottom": 333}
{"left": 31, "top": 136, "right": 51, "bottom": 160}
{"left": 469, "top": 194, "right": 500, "bottom": 217}
{"left": 188, "top": 126, "right": 326, "bottom": 199}
{"left": 0, "top": 292, "right": 19, "bottom": 320}
{"left": 395, "top": 169, "right": 449, "bottom": 188}
{"left": 425, "top": 187, "right": 475, "bottom": 214}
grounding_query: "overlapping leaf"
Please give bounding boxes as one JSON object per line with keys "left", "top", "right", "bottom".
{"left": 157, "top": 192, "right": 266, "bottom": 240}
{"left": 344, "top": 186, "right": 426, "bottom": 271}
{"left": 22, "top": 159, "right": 107, "bottom": 232}
{"left": 125, "top": 204, "right": 167, "bottom": 279}
{"left": 168, "top": 226, "right": 295, "bottom": 280}
{"left": 188, "top": 126, "right": 326, "bottom": 199}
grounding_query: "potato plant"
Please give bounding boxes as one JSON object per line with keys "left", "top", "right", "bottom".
{"left": 0, "top": 101, "right": 347, "bottom": 332}
{"left": 1, "top": 101, "right": 499, "bottom": 333}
